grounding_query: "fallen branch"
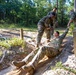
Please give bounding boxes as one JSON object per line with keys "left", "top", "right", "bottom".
{"left": 0, "top": 50, "right": 7, "bottom": 63}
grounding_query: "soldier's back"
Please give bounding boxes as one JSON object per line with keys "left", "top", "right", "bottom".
{"left": 38, "top": 16, "right": 50, "bottom": 25}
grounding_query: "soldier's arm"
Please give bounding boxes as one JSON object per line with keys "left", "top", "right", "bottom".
{"left": 44, "top": 17, "right": 50, "bottom": 28}
{"left": 67, "top": 12, "right": 75, "bottom": 27}
{"left": 67, "top": 19, "right": 73, "bottom": 27}
{"left": 53, "top": 13, "right": 57, "bottom": 21}
{"left": 60, "top": 27, "right": 69, "bottom": 41}
{"left": 47, "top": 11, "right": 51, "bottom": 15}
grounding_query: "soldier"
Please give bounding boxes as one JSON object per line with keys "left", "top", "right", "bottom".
{"left": 36, "top": 12, "right": 56, "bottom": 47}
{"left": 67, "top": 9, "right": 76, "bottom": 27}
{"left": 12, "top": 27, "right": 69, "bottom": 75}
{"left": 47, "top": 7, "right": 58, "bottom": 36}
{"left": 67, "top": 9, "right": 76, "bottom": 54}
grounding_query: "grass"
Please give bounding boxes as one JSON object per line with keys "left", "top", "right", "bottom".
{"left": 0, "top": 23, "right": 73, "bottom": 50}
{"left": 52, "top": 62, "right": 76, "bottom": 74}
{"left": 0, "top": 23, "right": 74, "bottom": 35}
{"left": 0, "top": 23, "right": 74, "bottom": 39}
{"left": 0, "top": 38, "right": 25, "bottom": 49}
{"left": 0, "top": 23, "right": 37, "bottom": 32}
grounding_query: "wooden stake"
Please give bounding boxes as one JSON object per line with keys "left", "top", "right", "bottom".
{"left": 73, "top": 28, "right": 76, "bottom": 56}
{"left": 20, "top": 28, "right": 24, "bottom": 40}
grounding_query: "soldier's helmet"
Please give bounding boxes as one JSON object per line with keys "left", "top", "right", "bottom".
{"left": 69, "top": 9, "right": 74, "bottom": 16}
{"left": 48, "top": 12, "right": 56, "bottom": 18}
{"left": 50, "top": 12, "right": 56, "bottom": 17}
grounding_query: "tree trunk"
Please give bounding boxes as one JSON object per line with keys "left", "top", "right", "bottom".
{"left": 57, "top": 0, "right": 58, "bottom": 20}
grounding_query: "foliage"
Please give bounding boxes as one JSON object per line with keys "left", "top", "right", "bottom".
{"left": 0, "top": 23, "right": 37, "bottom": 32}
{"left": 0, "top": 0, "right": 74, "bottom": 27}
{"left": 69, "top": 23, "right": 75, "bottom": 34}
{"left": 8, "top": 38, "right": 25, "bottom": 47}
{"left": 0, "top": 41, "right": 10, "bottom": 48}
{"left": 52, "top": 61, "right": 76, "bottom": 74}
{"left": 52, "top": 62, "right": 63, "bottom": 70}
{"left": 0, "top": 38, "right": 25, "bottom": 49}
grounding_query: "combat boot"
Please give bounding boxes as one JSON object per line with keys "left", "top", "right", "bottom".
{"left": 12, "top": 61, "right": 26, "bottom": 68}
{"left": 22, "top": 64, "right": 35, "bottom": 73}
{"left": 26, "top": 69, "right": 35, "bottom": 75}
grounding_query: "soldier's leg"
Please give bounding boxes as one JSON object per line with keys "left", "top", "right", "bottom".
{"left": 46, "top": 46, "right": 59, "bottom": 58}
{"left": 51, "top": 26, "right": 54, "bottom": 36}
{"left": 22, "top": 46, "right": 47, "bottom": 70}
{"left": 45, "top": 29, "right": 51, "bottom": 42}
{"left": 21, "top": 46, "right": 59, "bottom": 75}
{"left": 37, "top": 25, "right": 45, "bottom": 47}
{"left": 22, "top": 48, "right": 39, "bottom": 64}
{"left": 29, "top": 46, "right": 58, "bottom": 68}
{"left": 12, "top": 49, "right": 39, "bottom": 68}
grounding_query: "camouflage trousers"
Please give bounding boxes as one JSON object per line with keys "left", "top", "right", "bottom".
{"left": 37, "top": 24, "right": 51, "bottom": 46}
{"left": 22, "top": 46, "right": 59, "bottom": 69}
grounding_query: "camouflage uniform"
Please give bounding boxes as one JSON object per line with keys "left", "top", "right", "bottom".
{"left": 70, "top": 10, "right": 76, "bottom": 21}
{"left": 37, "top": 15, "right": 53, "bottom": 47}
{"left": 68, "top": 10, "right": 76, "bottom": 26}
{"left": 47, "top": 11, "right": 57, "bottom": 36}
{"left": 22, "top": 28, "right": 69, "bottom": 69}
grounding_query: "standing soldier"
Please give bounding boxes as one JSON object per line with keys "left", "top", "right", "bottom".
{"left": 36, "top": 12, "right": 56, "bottom": 47}
{"left": 47, "top": 7, "right": 58, "bottom": 37}
{"left": 67, "top": 9, "right": 76, "bottom": 54}
{"left": 67, "top": 9, "right": 76, "bottom": 27}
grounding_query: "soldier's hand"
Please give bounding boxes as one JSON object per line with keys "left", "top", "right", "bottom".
{"left": 46, "top": 27, "right": 53, "bottom": 30}
{"left": 67, "top": 19, "right": 73, "bottom": 27}
{"left": 67, "top": 25, "right": 70, "bottom": 29}
{"left": 67, "top": 24, "right": 70, "bottom": 28}
{"left": 50, "top": 27, "right": 53, "bottom": 30}
{"left": 46, "top": 27, "right": 51, "bottom": 30}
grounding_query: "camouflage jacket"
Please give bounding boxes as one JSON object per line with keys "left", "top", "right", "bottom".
{"left": 37, "top": 15, "right": 53, "bottom": 28}
{"left": 47, "top": 28, "right": 69, "bottom": 50}
{"left": 70, "top": 11, "right": 76, "bottom": 21}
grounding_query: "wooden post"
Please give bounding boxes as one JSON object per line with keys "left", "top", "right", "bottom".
{"left": 73, "top": 0, "right": 76, "bottom": 56}
{"left": 73, "top": 28, "right": 76, "bottom": 56}
{"left": 74, "top": 0, "right": 76, "bottom": 12}
{"left": 20, "top": 28, "right": 24, "bottom": 40}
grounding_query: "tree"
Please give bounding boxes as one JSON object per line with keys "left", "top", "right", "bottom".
{"left": 0, "top": 0, "right": 74, "bottom": 27}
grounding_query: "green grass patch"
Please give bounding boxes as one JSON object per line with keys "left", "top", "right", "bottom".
{"left": 52, "top": 62, "right": 63, "bottom": 70}
{"left": 0, "top": 23, "right": 37, "bottom": 32}
{"left": 0, "top": 41, "right": 10, "bottom": 48}
{"left": 8, "top": 38, "right": 25, "bottom": 48}
{"left": 52, "top": 62, "right": 76, "bottom": 74}
{"left": 0, "top": 23, "right": 73, "bottom": 35}
{"left": 0, "top": 38, "right": 25, "bottom": 49}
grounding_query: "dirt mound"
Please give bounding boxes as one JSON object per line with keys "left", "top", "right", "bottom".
{"left": 0, "top": 42, "right": 35, "bottom": 71}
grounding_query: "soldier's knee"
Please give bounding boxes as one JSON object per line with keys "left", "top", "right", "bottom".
{"left": 38, "top": 31, "right": 43, "bottom": 37}
{"left": 41, "top": 46, "right": 46, "bottom": 52}
{"left": 37, "top": 46, "right": 46, "bottom": 56}
{"left": 38, "top": 30, "right": 43, "bottom": 34}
